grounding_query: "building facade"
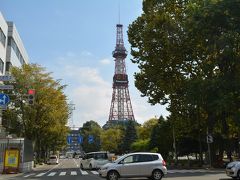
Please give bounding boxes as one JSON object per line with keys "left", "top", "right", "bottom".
{"left": 0, "top": 12, "right": 31, "bottom": 173}
{"left": 0, "top": 12, "right": 29, "bottom": 76}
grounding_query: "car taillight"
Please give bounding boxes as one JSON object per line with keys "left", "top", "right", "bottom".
{"left": 162, "top": 160, "right": 166, "bottom": 166}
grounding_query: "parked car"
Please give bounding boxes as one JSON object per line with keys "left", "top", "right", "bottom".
{"left": 47, "top": 155, "right": 59, "bottom": 165}
{"left": 75, "top": 154, "right": 80, "bottom": 159}
{"left": 80, "top": 151, "right": 110, "bottom": 170}
{"left": 226, "top": 161, "right": 240, "bottom": 178}
{"left": 98, "top": 152, "right": 167, "bottom": 180}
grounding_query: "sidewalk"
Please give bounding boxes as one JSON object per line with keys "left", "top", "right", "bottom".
{"left": 0, "top": 163, "right": 47, "bottom": 179}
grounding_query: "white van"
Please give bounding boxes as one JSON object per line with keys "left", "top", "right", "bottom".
{"left": 80, "top": 151, "right": 110, "bottom": 170}
{"left": 47, "top": 155, "right": 59, "bottom": 165}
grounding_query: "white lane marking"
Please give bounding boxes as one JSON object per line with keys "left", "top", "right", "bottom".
{"left": 36, "top": 172, "right": 46, "bottom": 177}
{"left": 48, "top": 172, "right": 57, "bottom": 176}
{"left": 24, "top": 173, "right": 35, "bottom": 177}
{"left": 71, "top": 171, "right": 77, "bottom": 175}
{"left": 80, "top": 169, "right": 88, "bottom": 175}
{"left": 45, "top": 162, "right": 61, "bottom": 174}
{"left": 91, "top": 171, "right": 99, "bottom": 175}
{"left": 73, "top": 158, "right": 79, "bottom": 167}
{"left": 59, "top": 172, "right": 66, "bottom": 176}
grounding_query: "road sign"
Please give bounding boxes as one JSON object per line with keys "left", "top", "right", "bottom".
{"left": 0, "top": 85, "right": 14, "bottom": 90}
{"left": 88, "top": 135, "right": 94, "bottom": 144}
{"left": 67, "top": 136, "right": 72, "bottom": 144}
{"left": 207, "top": 134, "right": 213, "bottom": 143}
{"left": 0, "top": 93, "right": 10, "bottom": 106}
{"left": 78, "top": 135, "right": 83, "bottom": 144}
{"left": 0, "top": 75, "right": 15, "bottom": 81}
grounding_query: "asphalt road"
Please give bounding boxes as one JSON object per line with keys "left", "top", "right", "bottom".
{"left": 0, "top": 158, "right": 233, "bottom": 180}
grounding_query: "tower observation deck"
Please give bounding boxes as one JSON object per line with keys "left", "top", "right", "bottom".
{"left": 108, "top": 24, "right": 135, "bottom": 123}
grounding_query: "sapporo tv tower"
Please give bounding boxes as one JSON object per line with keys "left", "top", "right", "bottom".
{"left": 107, "top": 23, "right": 135, "bottom": 125}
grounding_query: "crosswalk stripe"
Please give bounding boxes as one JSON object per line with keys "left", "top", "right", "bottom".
{"left": 48, "top": 172, "right": 57, "bottom": 176}
{"left": 59, "top": 172, "right": 66, "bottom": 176}
{"left": 71, "top": 171, "right": 77, "bottom": 175}
{"left": 80, "top": 169, "right": 88, "bottom": 175}
{"left": 91, "top": 171, "right": 99, "bottom": 175}
{"left": 36, "top": 172, "right": 46, "bottom": 177}
{"left": 24, "top": 173, "right": 35, "bottom": 177}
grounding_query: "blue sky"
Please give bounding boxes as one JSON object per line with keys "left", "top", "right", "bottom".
{"left": 1, "top": 0, "right": 169, "bottom": 127}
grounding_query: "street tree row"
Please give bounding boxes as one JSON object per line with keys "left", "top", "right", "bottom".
{"left": 127, "top": 0, "right": 240, "bottom": 166}
{"left": 3, "top": 64, "right": 70, "bottom": 162}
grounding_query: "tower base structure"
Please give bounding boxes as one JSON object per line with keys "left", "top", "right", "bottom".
{"left": 102, "top": 119, "right": 139, "bottom": 130}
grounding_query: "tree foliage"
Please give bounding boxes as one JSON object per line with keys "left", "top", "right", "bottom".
{"left": 121, "top": 120, "right": 138, "bottom": 153}
{"left": 128, "top": 0, "right": 240, "bottom": 164}
{"left": 80, "top": 120, "right": 102, "bottom": 152}
{"left": 3, "top": 64, "right": 69, "bottom": 161}
{"left": 100, "top": 127, "right": 124, "bottom": 153}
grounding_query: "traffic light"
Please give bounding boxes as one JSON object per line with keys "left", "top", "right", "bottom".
{"left": 28, "top": 89, "right": 35, "bottom": 105}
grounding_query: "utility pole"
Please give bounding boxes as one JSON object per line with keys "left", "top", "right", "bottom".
{"left": 173, "top": 124, "right": 177, "bottom": 165}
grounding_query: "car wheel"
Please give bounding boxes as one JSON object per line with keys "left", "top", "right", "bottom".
{"left": 107, "top": 171, "right": 119, "bottom": 180}
{"left": 237, "top": 170, "right": 240, "bottom": 179}
{"left": 152, "top": 169, "right": 163, "bottom": 180}
{"left": 80, "top": 164, "right": 84, "bottom": 170}
{"left": 89, "top": 164, "right": 92, "bottom": 170}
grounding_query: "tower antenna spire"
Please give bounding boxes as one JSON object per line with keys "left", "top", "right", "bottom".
{"left": 118, "top": 1, "right": 121, "bottom": 24}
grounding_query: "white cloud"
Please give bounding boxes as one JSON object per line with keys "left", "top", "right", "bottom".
{"left": 80, "top": 50, "right": 93, "bottom": 57}
{"left": 131, "top": 95, "right": 169, "bottom": 124}
{"left": 100, "top": 58, "right": 112, "bottom": 65}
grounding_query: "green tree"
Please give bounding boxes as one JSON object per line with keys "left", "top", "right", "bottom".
{"left": 100, "top": 127, "right": 124, "bottom": 153}
{"left": 80, "top": 120, "right": 102, "bottom": 152}
{"left": 128, "top": 0, "right": 240, "bottom": 164}
{"left": 137, "top": 118, "right": 158, "bottom": 140}
{"left": 121, "top": 120, "right": 138, "bottom": 153}
{"left": 149, "top": 116, "right": 172, "bottom": 158}
{"left": 3, "top": 64, "right": 69, "bottom": 162}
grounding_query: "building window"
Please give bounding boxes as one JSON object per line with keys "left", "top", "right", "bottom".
{"left": 6, "top": 62, "right": 12, "bottom": 72}
{"left": 0, "top": 28, "right": 6, "bottom": 47}
{"left": 8, "top": 37, "right": 25, "bottom": 65}
{"left": 0, "top": 59, "right": 4, "bottom": 73}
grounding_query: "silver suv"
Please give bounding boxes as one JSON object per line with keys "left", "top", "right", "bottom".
{"left": 99, "top": 152, "right": 167, "bottom": 180}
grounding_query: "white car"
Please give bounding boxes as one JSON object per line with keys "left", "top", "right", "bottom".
{"left": 47, "top": 155, "right": 59, "bottom": 165}
{"left": 226, "top": 161, "right": 240, "bottom": 178}
{"left": 80, "top": 151, "right": 110, "bottom": 170}
{"left": 99, "top": 152, "right": 167, "bottom": 180}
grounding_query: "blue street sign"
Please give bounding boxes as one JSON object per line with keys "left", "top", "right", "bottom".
{"left": 88, "top": 135, "right": 94, "bottom": 144}
{"left": 78, "top": 135, "right": 83, "bottom": 144}
{"left": 0, "top": 93, "right": 10, "bottom": 106}
{"left": 67, "top": 136, "right": 72, "bottom": 144}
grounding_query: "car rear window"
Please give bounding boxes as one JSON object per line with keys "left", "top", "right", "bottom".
{"left": 152, "top": 155, "right": 159, "bottom": 160}
{"left": 50, "top": 156, "right": 57, "bottom": 159}
{"left": 139, "top": 154, "right": 153, "bottom": 162}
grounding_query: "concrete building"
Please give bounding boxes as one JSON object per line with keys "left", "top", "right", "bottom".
{"left": 0, "top": 12, "right": 8, "bottom": 75}
{"left": 66, "top": 130, "right": 82, "bottom": 154}
{"left": 0, "top": 12, "right": 32, "bottom": 174}
{"left": 0, "top": 12, "right": 29, "bottom": 133}
{"left": 0, "top": 12, "right": 29, "bottom": 75}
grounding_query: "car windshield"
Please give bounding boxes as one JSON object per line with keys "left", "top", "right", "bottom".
{"left": 94, "top": 153, "right": 108, "bottom": 160}
{"left": 113, "top": 155, "right": 126, "bottom": 163}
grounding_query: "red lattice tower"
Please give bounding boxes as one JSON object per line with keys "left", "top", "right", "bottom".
{"left": 108, "top": 24, "right": 135, "bottom": 122}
